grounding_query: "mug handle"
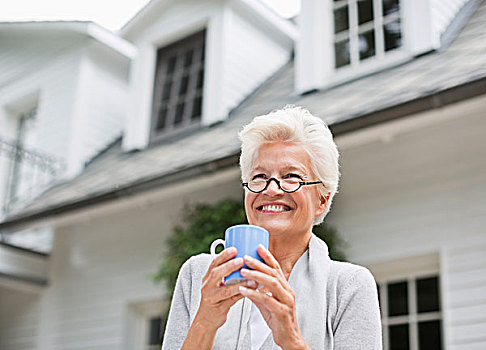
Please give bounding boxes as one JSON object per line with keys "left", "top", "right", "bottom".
{"left": 210, "top": 239, "right": 225, "bottom": 257}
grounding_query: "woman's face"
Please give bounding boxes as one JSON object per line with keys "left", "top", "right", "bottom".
{"left": 244, "top": 141, "right": 327, "bottom": 238}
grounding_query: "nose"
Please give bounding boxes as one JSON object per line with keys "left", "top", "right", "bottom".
{"left": 264, "top": 178, "right": 284, "bottom": 195}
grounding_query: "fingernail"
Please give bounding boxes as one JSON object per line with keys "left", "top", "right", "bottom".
{"left": 259, "top": 244, "right": 266, "bottom": 251}
{"left": 244, "top": 255, "right": 254, "bottom": 262}
{"left": 228, "top": 247, "right": 236, "bottom": 254}
{"left": 239, "top": 286, "right": 248, "bottom": 294}
{"left": 233, "top": 258, "right": 243, "bottom": 266}
{"left": 246, "top": 280, "right": 257, "bottom": 288}
{"left": 240, "top": 268, "right": 248, "bottom": 275}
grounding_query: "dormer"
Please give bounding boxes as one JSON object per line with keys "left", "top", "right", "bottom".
{"left": 296, "top": 0, "right": 471, "bottom": 92}
{"left": 121, "top": 0, "right": 297, "bottom": 151}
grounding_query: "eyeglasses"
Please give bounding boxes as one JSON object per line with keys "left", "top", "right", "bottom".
{"left": 242, "top": 177, "right": 323, "bottom": 193}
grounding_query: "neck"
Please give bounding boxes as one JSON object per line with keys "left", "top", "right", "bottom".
{"left": 269, "top": 231, "right": 312, "bottom": 279}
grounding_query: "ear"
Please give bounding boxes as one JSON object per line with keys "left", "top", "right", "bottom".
{"left": 315, "top": 194, "right": 330, "bottom": 217}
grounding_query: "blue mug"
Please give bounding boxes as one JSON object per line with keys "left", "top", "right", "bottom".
{"left": 210, "top": 224, "right": 269, "bottom": 285}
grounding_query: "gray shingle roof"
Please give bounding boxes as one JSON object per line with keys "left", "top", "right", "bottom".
{"left": 2, "top": 0, "right": 485, "bottom": 228}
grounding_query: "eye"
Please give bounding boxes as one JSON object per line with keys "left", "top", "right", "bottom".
{"left": 283, "top": 173, "right": 303, "bottom": 180}
{"left": 251, "top": 173, "right": 267, "bottom": 180}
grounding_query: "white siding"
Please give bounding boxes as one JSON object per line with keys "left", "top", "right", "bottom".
{"left": 443, "top": 239, "right": 486, "bottom": 350}
{"left": 328, "top": 95, "right": 486, "bottom": 349}
{"left": 0, "top": 41, "right": 82, "bottom": 213}
{"left": 0, "top": 288, "right": 41, "bottom": 350}
{"left": 0, "top": 32, "right": 130, "bottom": 212}
{"left": 35, "top": 173, "right": 241, "bottom": 349}
{"left": 69, "top": 42, "right": 129, "bottom": 174}
{"left": 431, "top": 0, "right": 469, "bottom": 37}
{"left": 221, "top": 6, "right": 291, "bottom": 116}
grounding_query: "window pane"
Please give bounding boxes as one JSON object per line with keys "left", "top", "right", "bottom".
{"left": 192, "top": 96, "right": 202, "bottom": 121}
{"left": 334, "top": 6, "right": 349, "bottom": 33}
{"left": 174, "top": 102, "right": 185, "bottom": 125}
{"left": 388, "top": 281, "right": 408, "bottom": 316}
{"left": 179, "top": 74, "right": 189, "bottom": 95}
{"left": 184, "top": 49, "right": 193, "bottom": 67}
{"left": 162, "top": 81, "right": 172, "bottom": 101}
{"left": 389, "top": 324, "right": 409, "bottom": 350}
{"left": 383, "top": 0, "right": 400, "bottom": 16}
{"left": 358, "top": 0, "right": 374, "bottom": 24}
{"left": 196, "top": 69, "right": 204, "bottom": 89}
{"left": 359, "top": 30, "right": 375, "bottom": 60}
{"left": 417, "top": 276, "right": 440, "bottom": 313}
{"left": 384, "top": 19, "right": 402, "bottom": 51}
{"left": 335, "top": 40, "right": 350, "bottom": 68}
{"left": 418, "top": 320, "right": 442, "bottom": 350}
{"left": 156, "top": 108, "right": 167, "bottom": 130}
{"left": 148, "top": 317, "right": 163, "bottom": 345}
{"left": 167, "top": 56, "right": 177, "bottom": 74}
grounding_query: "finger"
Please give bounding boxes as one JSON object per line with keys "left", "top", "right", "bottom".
{"left": 214, "top": 281, "right": 250, "bottom": 301}
{"left": 257, "top": 245, "right": 282, "bottom": 270}
{"left": 240, "top": 268, "right": 293, "bottom": 304}
{"left": 209, "top": 258, "right": 243, "bottom": 285}
{"left": 244, "top": 255, "right": 281, "bottom": 279}
{"left": 238, "top": 286, "right": 281, "bottom": 313}
{"left": 220, "top": 292, "right": 245, "bottom": 309}
{"left": 211, "top": 247, "right": 237, "bottom": 269}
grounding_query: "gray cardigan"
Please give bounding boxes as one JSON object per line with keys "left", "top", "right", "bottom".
{"left": 162, "top": 234, "right": 382, "bottom": 349}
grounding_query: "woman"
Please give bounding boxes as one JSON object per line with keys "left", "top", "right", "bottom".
{"left": 162, "top": 106, "right": 382, "bottom": 349}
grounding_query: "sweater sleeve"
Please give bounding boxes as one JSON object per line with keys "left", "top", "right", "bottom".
{"left": 333, "top": 268, "right": 383, "bottom": 350}
{"left": 161, "top": 257, "right": 194, "bottom": 350}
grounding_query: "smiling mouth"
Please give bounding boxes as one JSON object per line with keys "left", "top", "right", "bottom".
{"left": 257, "top": 204, "right": 292, "bottom": 213}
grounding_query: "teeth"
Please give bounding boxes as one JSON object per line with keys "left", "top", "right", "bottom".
{"left": 262, "top": 205, "right": 288, "bottom": 212}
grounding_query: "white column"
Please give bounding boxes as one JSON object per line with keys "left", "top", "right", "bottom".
{"left": 402, "top": 0, "right": 440, "bottom": 55}
{"left": 295, "top": 0, "right": 334, "bottom": 93}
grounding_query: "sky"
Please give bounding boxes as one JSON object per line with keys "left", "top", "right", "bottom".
{"left": 0, "top": 0, "right": 301, "bottom": 31}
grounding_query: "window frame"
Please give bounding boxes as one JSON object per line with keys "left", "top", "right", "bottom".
{"left": 379, "top": 275, "right": 443, "bottom": 350}
{"left": 332, "top": 0, "right": 404, "bottom": 72}
{"left": 132, "top": 299, "right": 168, "bottom": 350}
{"left": 371, "top": 253, "right": 444, "bottom": 350}
{"left": 149, "top": 29, "right": 206, "bottom": 143}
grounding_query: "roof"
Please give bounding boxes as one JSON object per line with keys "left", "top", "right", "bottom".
{"left": 0, "top": 21, "right": 136, "bottom": 59}
{"left": 120, "top": 0, "right": 297, "bottom": 42}
{"left": 1, "top": 1, "right": 485, "bottom": 231}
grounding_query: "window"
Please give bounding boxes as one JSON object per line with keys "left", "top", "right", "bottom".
{"left": 333, "top": 0, "right": 402, "bottom": 69}
{"left": 379, "top": 275, "right": 442, "bottom": 350}
{"left": 132, "top": 300, "right": 167, "bottom": 350}
{"left": 146, "top": 316, "right": 166, "bottom": 350}
{"left": 151, "top": 30, "right": 206, "bottom": 141}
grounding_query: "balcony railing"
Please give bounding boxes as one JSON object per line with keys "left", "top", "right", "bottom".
{"left": 0, "top": 137, "right": 65, "bottom": 215}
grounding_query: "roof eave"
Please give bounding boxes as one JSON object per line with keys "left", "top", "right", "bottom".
{"left": 0, "top": 21, "right": 136, "bottom": 59}
{"left": 1, "top": 77, "right": 485, "bottom": 232}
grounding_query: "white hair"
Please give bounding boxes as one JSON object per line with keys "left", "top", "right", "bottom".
{"left": 238, "top": 105, "right": 340, "bottom": 224}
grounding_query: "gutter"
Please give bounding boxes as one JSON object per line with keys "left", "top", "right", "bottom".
{"left": 0, "top": 76, "right": 485, "bottom": 231}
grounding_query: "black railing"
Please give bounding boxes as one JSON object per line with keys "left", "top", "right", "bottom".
{"left": 0, "top": 137, "right": 65, "bottom": 214}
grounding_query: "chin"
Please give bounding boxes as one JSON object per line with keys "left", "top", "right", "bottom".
{"left": 254, "top": 220, "right": 291, "bottom": 236}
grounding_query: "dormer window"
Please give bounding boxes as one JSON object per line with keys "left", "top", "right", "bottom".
{"left": 333, "top": 0, "right": 402, "bottom": 69}
{"left": 150, "top": 30, "right": 206, "bottom": 141}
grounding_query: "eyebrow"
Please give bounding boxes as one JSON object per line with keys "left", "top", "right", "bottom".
{"left": 251, "top": 165, "right": 307, "bottom": 174}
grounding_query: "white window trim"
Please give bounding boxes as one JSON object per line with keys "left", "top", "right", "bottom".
{"left": 331, "top": 0, "right": 406, "bottom": 82}
{"left": 369, "top": 252, "right": 443, "bottom": 350}
{"left": 132, "top": 299, "right": 167, "bottom": 350}
{"left": 295, "top": 0, "right": 439, "bottom": 93}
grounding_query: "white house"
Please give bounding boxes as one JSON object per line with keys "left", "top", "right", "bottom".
{"left": 0, "top": 0, "right": 485, "bottom": 349}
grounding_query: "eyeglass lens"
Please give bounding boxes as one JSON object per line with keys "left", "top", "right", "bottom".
{"left": 248, "top": 178, "right": 301, "bottom": 192}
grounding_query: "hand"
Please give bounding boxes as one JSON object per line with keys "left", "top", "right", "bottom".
{"left": 194, "top": 247, "right": 258, "bottom": 331}
{"left": 239, "top": 245, "right": 309, "bottom": 350}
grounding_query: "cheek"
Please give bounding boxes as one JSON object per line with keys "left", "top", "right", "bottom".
{"left": 244, "top": 193, "right": 255, "bottom": 216}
